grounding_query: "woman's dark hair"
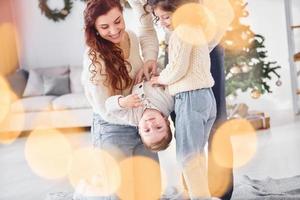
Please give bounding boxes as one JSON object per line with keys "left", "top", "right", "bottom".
{"left": 144, "top": 0, "right": 198, "bottom": 22}
{"left": 143, "top": 0, "right": 179, "bottom": 22}
{"left": 84, "top": 0, "right": 132, "bottom": 95}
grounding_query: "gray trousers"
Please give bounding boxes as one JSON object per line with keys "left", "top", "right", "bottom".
{"left": 174, "top": 88, "right": 216, "bottom": 200}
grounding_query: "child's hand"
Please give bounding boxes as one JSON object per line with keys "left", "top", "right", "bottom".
{"left": 118, "top": 94, "right": 142, "bottom": 108}
{"left": 150, "top": 76, "right": 164, "bottom": 87}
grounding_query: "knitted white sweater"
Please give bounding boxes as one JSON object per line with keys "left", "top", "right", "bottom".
{"left": 81, "top": 31, "right": 143, "bottom": 125}
{"left": 158, "top": 29, "right": 215, "bottom": 96}
{"left": 158, "top": 2, "right": 234, "bottom": 95}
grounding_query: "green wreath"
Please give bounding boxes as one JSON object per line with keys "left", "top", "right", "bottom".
{"left": 39, "top": 0, "right": 73, "bottom": 22}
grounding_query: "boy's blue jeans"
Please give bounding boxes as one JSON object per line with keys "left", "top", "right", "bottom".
{"left": 174, "top": 88, "right": 217, "bottom": 200}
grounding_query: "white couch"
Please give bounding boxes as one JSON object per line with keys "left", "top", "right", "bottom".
{"left": 0, "top": 66, "right": 92, "bottom": 132}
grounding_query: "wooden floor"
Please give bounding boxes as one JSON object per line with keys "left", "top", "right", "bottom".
{"left": 1, "top": 117, "right": 300, "bottom": 200}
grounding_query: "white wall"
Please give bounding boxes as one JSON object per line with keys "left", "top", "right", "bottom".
{"left": 12, "top": 0, "right": 85, "bottom": 68}
{"left": 11, "top": 0, "right": 144, "bottom": 68}
{"left": 11, "top": 0, "right": 299, "bottom": 116}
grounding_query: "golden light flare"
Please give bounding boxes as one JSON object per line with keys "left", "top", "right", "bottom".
{"left": 203, "top": 0, "right": 234, "bottom": 31}
{"left": 172, "top": 3, "right": 217, "bottom": 46}
{"left": 222, "top": 28, "right": 254, "bottom": 51}
{"left": 208, "top": 152, "right": 233, "bottom": 198}
{"left": 211, "top": 119, "right": 257, "bottom": 169}
{"left": 220, "top": 0, "right": 254, "bottom": 51}
{"left": 0, "top": 76, "right": 24, "bottom": 144}
{"left": 130, "top": 156, "right": 162, "bottom": 200}
{"left": 0, "top": 131, "right": 22, "bottom": 145}
{"left": 181, "top": 154, "right": 210, "bottom": 198}
{"left": 0, "top": 76, "right": 13, "bottom": 124}
{"left": 117, "top": 158, "right": 136, "bottom": 200}
{"left": 68, "top": 147, "right": 121, "bottom": 197}
{"left": 25, "top": 129, "right": 72, "bottom": 179}
{"left": 0, "top": 23, "right": 20, "bottom": 75}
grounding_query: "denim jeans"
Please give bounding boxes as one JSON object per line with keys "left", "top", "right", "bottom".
{"left": 75, "top": 114, "right": 160, "bottom": 200}
{"left": 174, "top": 88, "right": 216, "bottom": 200}
{"left": 170, "top": 46, "right": 234, "bottom": 200}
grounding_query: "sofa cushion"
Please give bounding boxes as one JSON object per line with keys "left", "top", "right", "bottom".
{"left": 23, "top": 70, "right": 44, "bottom": 97}
{"left": 44, "top": 74, "right": 70, "bottom": 96}
{"left": 11, "top": 96, "right": 57, "bottom": 113}
{"left": 6, "top": 69, "right": 29, "bottom": 98}
{"left": 70, "top": 66, "right": 84, "bottom": 93}
{"left": 23, "top": 67, "right": 71, "bottom": 97}
{"left": 52, "top": 93, "right": 90, "bottom": 110}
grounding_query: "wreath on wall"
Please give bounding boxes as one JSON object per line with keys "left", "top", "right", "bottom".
{"left": 38, "top": 0, "right": 131, "bottom": 22}
{"left": 38, "top": 0, "right": 73, "bottom": 22}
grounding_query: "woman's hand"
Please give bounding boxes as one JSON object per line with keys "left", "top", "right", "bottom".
{"left": 134, "top": 60, "right": 158, "bottom": 84}
{"left": 118, "top": 94, "right": 142, "bottom": 108}
{"left": 150, "top": 76, "right": 165, "bottom": 87}
{"left": 134, "top": 67, "right": 145, "bottom": 84}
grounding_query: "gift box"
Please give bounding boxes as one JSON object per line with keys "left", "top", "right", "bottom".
{"left": 246, "top": 111, "right": 270, "bottom": 130}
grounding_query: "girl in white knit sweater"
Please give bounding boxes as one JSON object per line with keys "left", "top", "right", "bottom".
{"left": 147, "top": 0, "right": 234, "bottom": 199}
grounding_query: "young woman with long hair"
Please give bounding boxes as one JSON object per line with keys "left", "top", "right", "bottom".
{"left": 81, "top": 0, "right": 161, "bottom": 199}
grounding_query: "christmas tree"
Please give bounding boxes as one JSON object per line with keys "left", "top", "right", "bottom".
{"left": 222, "top": 0, "right": 281, "bottom": 98}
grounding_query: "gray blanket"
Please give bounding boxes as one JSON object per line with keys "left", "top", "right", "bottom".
{"left": 232, "top": 175, "right": 300, "bottom": 200}
{"left": 46, "top": 175, "right": 300, "bottom": 200}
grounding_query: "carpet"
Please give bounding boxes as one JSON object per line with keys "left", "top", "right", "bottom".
{"left": 232, "top": 175, "right": 300, "bottom": 200}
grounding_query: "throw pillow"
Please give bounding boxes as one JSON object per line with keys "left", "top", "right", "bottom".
{"left": 6, "top": 69, "right": 29, "bottom": 98}
{"left": 43, "top": 74, "right": 70, "bottom": 96}
{"left": 69, "top": 66, "right": 84, "bottom": 93}
{"left": 22, "top": 70, "right": 44, "bottom": 97}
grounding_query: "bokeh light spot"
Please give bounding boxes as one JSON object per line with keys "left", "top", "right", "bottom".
{"left": 0, "top": 76, "right": 12, "bottom": 123}
{"left": 211, "top": 118, "right": 257, "bottom": 169}
{"left": 0, "top": 23, "right": 20, "bottom": 75}
{"left": 172, "top": 3, "right": 217, "bottom": 46}
{"left": 25, "top": 129, "right": 72, "bottom": 179}
{"left": 68, "top": 147, "right": 121, "bottom": 197}
{"left": 130, "top": 156, "right": 162, "bottom": 200}
{"left": 0, "top": 76, "right": 23, "bottom": 144}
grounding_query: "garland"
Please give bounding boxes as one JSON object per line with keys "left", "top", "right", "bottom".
{"left": 39, "top": 0, "right": 73, "bottom": 22}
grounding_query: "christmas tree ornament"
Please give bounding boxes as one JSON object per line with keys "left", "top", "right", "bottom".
{"left": 251, "top": 89, "right": 261, "bottom": 99}
{"left": 294, "top": 52, "right": 300, "bottom": 61}
{"left": 276, "top": 79, "right": 282, "bottom": 87}
{"left": 241, "top": 64, "right": 250, "bottom": 73}
{"left": 230, "top": 66, "right": 242, "bottom": 74}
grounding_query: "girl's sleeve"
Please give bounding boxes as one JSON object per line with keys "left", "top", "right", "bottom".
{"left": 158, "top": 32, "right": 193, "bottom": 85}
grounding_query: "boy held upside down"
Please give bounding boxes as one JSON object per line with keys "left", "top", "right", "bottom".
{"left": 105, "top": 81, "right": 174, "bottom": 151}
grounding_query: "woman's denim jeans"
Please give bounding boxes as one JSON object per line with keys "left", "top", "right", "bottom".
{"left": 75, "top": 114, "right": 160, "bottom": 200}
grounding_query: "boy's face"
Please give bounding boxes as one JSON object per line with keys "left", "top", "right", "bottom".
{"left": 138, "top": 109, "right": 170, "bottom": 146}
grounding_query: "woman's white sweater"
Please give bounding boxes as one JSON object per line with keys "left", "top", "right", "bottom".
{"left": 81, "top": 31, "right": 143, "bottom": 125}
